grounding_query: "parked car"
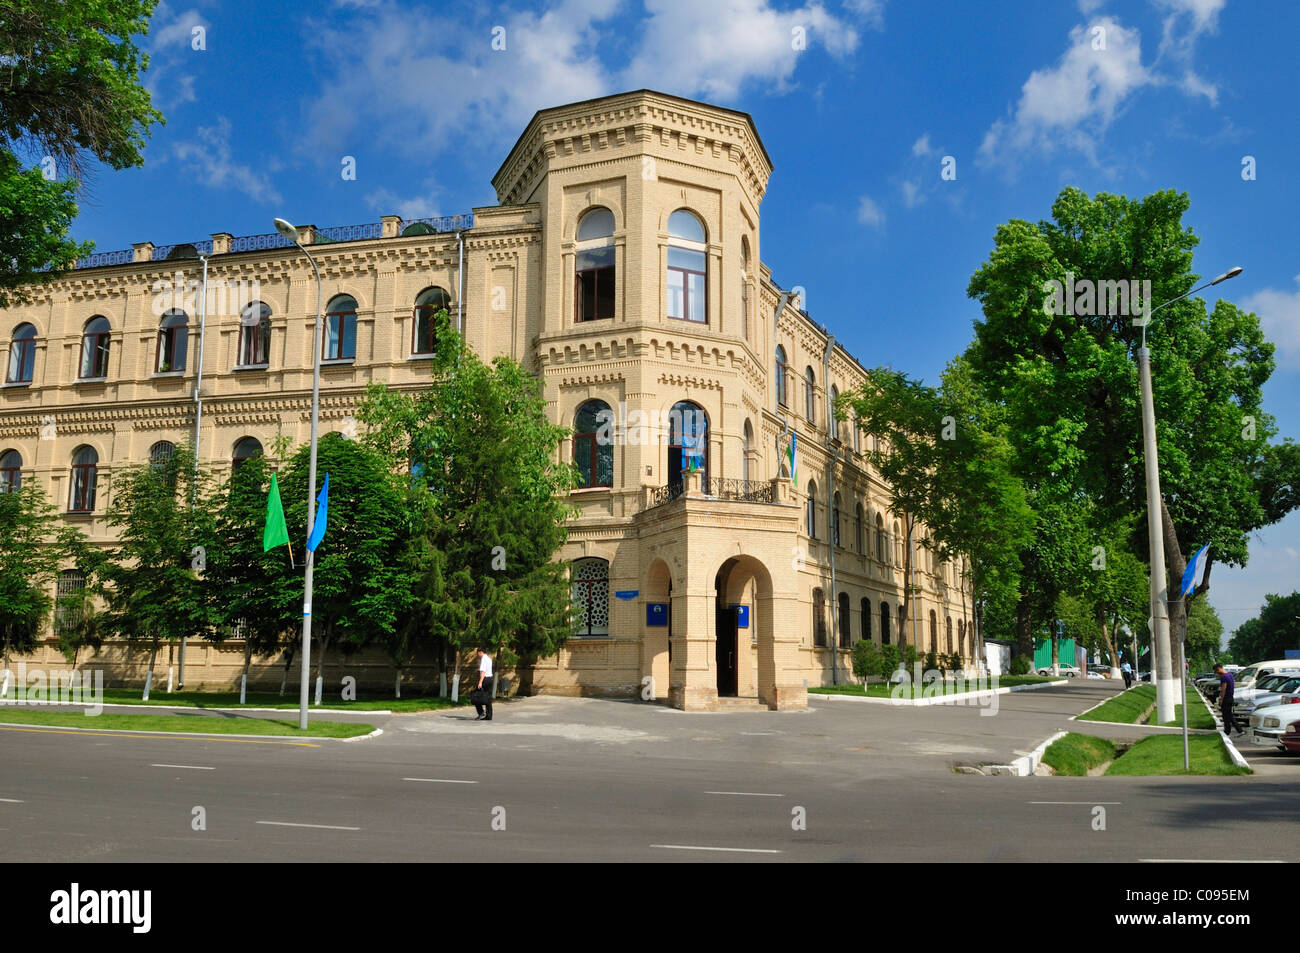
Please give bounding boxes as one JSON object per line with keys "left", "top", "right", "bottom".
{"left": 1280, "top": 718, "right": 1300, "bottom": 755}
{"left": 1247, "top": 696, "right": 1300, "bottom": 747}
{"left": 1036, "top": 664, "right": 1081, "bottom": 677}
{"left": 1087, "top": 664, "right": 1114, "bottom": 679}
{"left": 1233, "top": 674, "right": 1300, "bottom": 719}
{"left": 1231, "top": 661, "right": 1300, "bottom": 693}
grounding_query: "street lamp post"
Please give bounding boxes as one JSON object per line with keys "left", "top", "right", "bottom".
{"left": 1136, "top": 266, "right": 1241, "bottom": 725}
{"left": 274, "top": 217, "right": 323, "bottom": 731}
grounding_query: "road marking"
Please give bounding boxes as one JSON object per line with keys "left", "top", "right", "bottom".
{"left": 740, "top": 731, "right": 778, "bottom": 736}
{"left": 403, "top": 778, "right": 478, "bottom": 784}
{"left": 0, "top": 725, "right": 320, "bottom": 747}
{"left": 704, "top": 791, "right": 785, "bottom": 797}
{"left": 256, "top": 821, "right": 361, "bottom": 831}
{"left": 1140, "top": 858, "right": 1283, "bottom": 864}
{"left": 1029, "top": 801, "right": 1122, "bottom": 805}
{"left": 152, "top": 763, "right": 215, "bottom": 770}
{"left": 0, "top": 798, "right": 24, "bottom": 803}
{"left": 651, "top": 844, "right": 782, "bottom": 854}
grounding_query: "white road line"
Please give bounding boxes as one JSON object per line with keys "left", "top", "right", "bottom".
{"left": 403, "top": 778, "right": 478, "bottom": 784}
{"left": 651, "top": 844, "right": 782, "bottom": 854}
{"left": 152, "top": 763, "right": 215, "bottom": 770}
{"left": 704, "top": 791, "right": 785, "bottom": 797}
{"left": 1029, "top": 801, "right": 1122, "bottom": 805}
{"left": 256, "top": 821, "right": 361, "bottom": 831}
{"left": 1140, "top": 858, "right": 1283, "bottom": 864}
{"left": 0, "top": 798, "right": 24, "bottom": 803}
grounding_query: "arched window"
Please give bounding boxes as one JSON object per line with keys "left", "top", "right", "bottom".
{"left": 830, "top": 385, "right": 842, "bottom": 441}
{"left": 946, "top": 616, "right": 954, "bottom": 654}
{"left": 838, "top": 592, "right": 850, "bottom": 648}
{"left": 958, "top": 619, "right": 965, "bottom": 658}
{"left": 7, "top": 323, "right": 35, "bottom": 384}
{"left": 239, "top": 301, "right": 272, "bottom": 367}
{"left": 576, "top": 208, "right": 615, "bottom": 322}
{"left": 894, "top": 521, "right": 903, "bottom": 566}
{"left": 804, "top": 367, "right": 816, "bottom": 424}
{"left": 0, "top": 449, "right": 21, "bottom": 493}
{"left": 667, "top": 210, "right": 707, "bottom": 323}
{"left": 742, "top": 419, "right": 755, "bottom": 483}
{"left": 806, "top": 480, "right": 818, "bottom": 538}
{"left": 156, "top": 309, "right": 189, "bottom": 372}
{"left": 573, "top": 400, "right": 613, "bottom": 488}
{"left": 54, "top": 569, "right": 87, "bottom": 634}
{"left": 740, "top": 237, "right": 751, "bottom": 340}
{"left": 812, "top": 587, "right": 826, "bottom": 647}
{"left": 232, "top": 437, "right": 263, "bottom": 470}
{"left": 852, "top": 412, "right": 860, "bottom": 453}
{"left": 880, "top": 601, "right": 891, "bottom": 646}
{"left": 79, "top": 316, "right": 111, "bottom": 379}
{"left": 324, "top": 295, "right": 357, "bottom": 361}
{"left": 667, "top": 400, "right": 708, "bottom": 489}
{"left": 929, "top": 610, "right": 938, "bottom": 652}
{"left": 875, "top": 513, "right": 886, "bottom": 562}
{"left": 775, "top": 345, "right": 789, "bottom": 407}
{"left": 413, "top": 287, "right": 449, "bottom": 356}
{"left": 861, "top": 598, "right": 872, "bottom": 642}
{"left": 69, "top": 445, "right": 98, "bottom": 512}
{"left": 832, "top": 491, "right": 842, "bottom": 547}
{"left": 571, "top": 558, "right": 610, "bottom": 637}
{"left": 149, "top": 441, "right": 175, "bottom": 466}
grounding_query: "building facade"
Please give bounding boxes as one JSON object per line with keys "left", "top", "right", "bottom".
{"left": 0, "top": 90, "right": 975, "bottom": 710}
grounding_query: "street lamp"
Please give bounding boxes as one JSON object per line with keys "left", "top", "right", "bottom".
{"left": 274, "top": 217, "right": 324, "bottom": 731}
{"left": 1136, "top": 266, "right": 1241, "bottom": 725}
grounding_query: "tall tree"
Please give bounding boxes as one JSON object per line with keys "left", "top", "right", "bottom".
{"left": 0, "top": 0, "right": 164, "bottom": 303}
{"left": 1228, "top": 592, "right": 1300, "bottom": 664}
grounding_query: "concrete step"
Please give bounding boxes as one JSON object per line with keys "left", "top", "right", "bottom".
{"left": 714, "top": 696, "right": 767, "bottom": 712}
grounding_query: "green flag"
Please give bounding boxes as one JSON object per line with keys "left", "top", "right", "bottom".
{"left": 263, "top": 472, "right": 290, "bottom": 553}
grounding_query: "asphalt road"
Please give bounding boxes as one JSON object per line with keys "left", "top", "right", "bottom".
{"left": 2, "top": 683, "right": 1296, "bottom": 862}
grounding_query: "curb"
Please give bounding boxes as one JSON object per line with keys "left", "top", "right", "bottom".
{"left": 1218, "top": 729, "right": 1252, "bottom": 771}
{"left": 0, "top": 718, "right": 373, "bottom": 742}
{"left": 973, "top": 729, "right": 1069, "bottom": 777}
{"left": 811, "top": 679, "right": 1067, "bottom": 707}
{"left": 1068, "top": 717, "right": 1218, "bottom": 734}
{"left": 0, "top": 699, "right": 395, "bottom": 715}
{"left": 340, "top": 727, "right": 383, "bottom": 743}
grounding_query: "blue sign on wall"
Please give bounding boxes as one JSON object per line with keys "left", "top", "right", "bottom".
{"left": 732, "top": 605, "right": 749, "bottom": 628}
{"left": 614, "top": 590, "right": 639, "bottom": 600}
{"left": 646, "top": 603, "right": 669, "bottom": 626}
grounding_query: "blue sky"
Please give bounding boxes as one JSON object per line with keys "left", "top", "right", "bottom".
{"left": 67, "top": 0, "right": 1298, "bottom": 640}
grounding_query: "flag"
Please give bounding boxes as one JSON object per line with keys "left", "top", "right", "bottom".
{"left": 306, "top": 472, "right": 329, "bottom": 553}
{"left": 786, "top": 430, "right": 798, "bottom": 484}
{"left": 1180, "top": 543, "right": 1211, "bottom": 596}
{"left": 263, "top": 473, "right": 289, "bottom": 552}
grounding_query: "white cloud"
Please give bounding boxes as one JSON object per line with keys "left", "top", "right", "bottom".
{"left": 978, "top": 17, "right": 1150, "bottom": 169}
{"left": 365, "top": 187, "right": 441, "bottom": 220}
{"left": 843, "top": 0, "right": 886, "bottom": 31}
{"left": 900, "top": 179, "right": 921, "bottom": 208}
{"left": 143, "top": 3, "right": 210, "bottom": 108}
{"left": 1242, "top": 276, "right": 1300, "bottom": 370}
{"left": 173, "top": 117, "right": 282, "bottom": 205}
{"left": 1151, "top": 0, "right": 1224, "bottom": 105}
{"left": 856, "top": 195, "right": 884, "bottom": 229}
{"left": 1077, "top": 0, "right": 1107, "bottom": 11}
{"left": 911, "top": 133, "right": 933, "bottom": 157}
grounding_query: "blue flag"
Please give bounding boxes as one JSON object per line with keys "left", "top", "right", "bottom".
{"left": 1180, "top": 543, "right": 1211, "bottom": 596}
{"left": 306, "top": 472, "right": 329, "bottom": 553}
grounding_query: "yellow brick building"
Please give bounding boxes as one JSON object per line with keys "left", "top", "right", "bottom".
{"left": 0, "top": 90, "right": 975, "bottom": 710}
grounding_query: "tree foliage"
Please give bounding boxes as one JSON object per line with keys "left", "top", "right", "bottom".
{"left": 1228, "top": 592, "right": 1300, "bottom": 664}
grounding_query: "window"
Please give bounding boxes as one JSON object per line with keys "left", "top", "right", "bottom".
{"left": 573, "top": 400, "right": 613, "bottom": 488}
{"left": 812, "top": 588, "right": 826, "bottom": 647}
{"left": 576, "top": 208, "right": 615, "bottom": 322}
{"left": 775, "top": 345, "right": 789, "bottom": 407}
{"left": 861, "top": 598, "right": 872, "bottom": 642}
{"left": 804, "top": 367, "right": 816, "bottom": 424}
{"left": 830, "top": 385, "right": 840, "bottom": 440}
{"left": 806, "top": 480, "right": 818, "bottom": 538}
{"left": 742, "top": 419, "right": 755, "bottom": 483}
{"left": 412, "top": 287, "right": 450, "bottom": 356}
{"left": 667, "top": 210, "right": 707, "bottom": 323}
{"left": 0, "top": 449, "right": 21, "bottom": 492}
{"left": 838, "top": 592, "right": 850, "bottom": 648}
{"left": 880, "top": 601, "right": 891, "bottom": 645}
{"left": 930, "top": 610, "right": 938, "bottom": 652}
{"left": 571, "top": 558, "right": 609, "bottom": 637}
{"left": 667, "top": 400, "right": 708, "bottom": 489}
{"left": 832, "top": 491, "right": 842, "bottom": 547}
{"left": 7, "top": 323, "right": 35, "bottom": 383}
{"left": 852, "top": 413, "right": 860, "bottom": 453}
{"left": 149, "top": 441, "right": 175, "bottom": 466}
{"left": 855, "top": 502, "right": 864, "bottom": 553}
{"left": 232, "top": 437, "right": 263, "bottom": 470}
{"left": 54, "top": 569, "right": 87, "bottom": 635}
{"left": 958, "top": 619, "right": 965, "bottom": 658}
{"left": 79, "top": 316, "right": 111, "bottom": 379}
{"left": 875, "top": 514, "right": 886, "bottom": 562}
{"left": 740, "top": 237, "right": 750, "bottom": 341}
{"left": 69, "top": 446, "right": 98, "bottom": 512}
{"left": 324, "top": 295, "right": 357, "bottom": 361}
{"left": 239, "top": 301, "right": 272, "bottom": 366}
{"left": 156, "top": 309, "right": 188, "bottom": 372}
{"left": 946, "top": 616, "right": 954, "bottom": 654}
{"left": 894, "top": 521, "right": 903, "bottom": 566}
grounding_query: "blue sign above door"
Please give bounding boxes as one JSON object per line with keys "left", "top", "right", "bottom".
{"left": 646, "top": 603, "right": 669, "bottom": 626}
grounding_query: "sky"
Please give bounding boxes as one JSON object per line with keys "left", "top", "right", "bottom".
{"left": 63, "top": 0, "right": 1299, "bottom": 641}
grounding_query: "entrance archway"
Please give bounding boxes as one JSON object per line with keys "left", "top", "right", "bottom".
{"left": 713, "top": 555, "right": 774, "bottom": 702}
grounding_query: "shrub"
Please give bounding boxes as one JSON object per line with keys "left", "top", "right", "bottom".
{"left": 923, "top": 650, "right": 939, "bottom": 675}
{"left": 1009, "top": 655, "right": 1031, "bottom": 676}
{"left": 851, "top": 639, "right": 882, "bottom": 681}
{"left": 880, "top": 644, "right": 901, "bottom": 679}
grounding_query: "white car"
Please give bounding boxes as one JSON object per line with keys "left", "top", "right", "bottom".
{"left": 1233, "top": 674, "right": 1300, "bottom": 719}
{"left": 1036, "top": 664, "right": 1081, "bottom": 677}
{"left": 1246, "top": 696, "right": 1300, "bottom": 746}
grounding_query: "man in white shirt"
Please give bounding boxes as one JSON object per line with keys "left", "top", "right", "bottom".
{"left": 474, "top": 647, "right": 494, "bottom": 721}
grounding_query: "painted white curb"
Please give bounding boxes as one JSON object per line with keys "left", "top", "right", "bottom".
{"left": 0, "top": 699, "right": 394, "bottom": 715}
{"left": 0, "top": 719, "right": 376, "bottom": 742}
{"left": 1219, "top": 730, "right": 1252, "bottom": 771}
{"left": 341, "top": 727, "right": 383, "bottom": 743}
{"left": 811, "top": 679, "right": 1067, "bottom": 707}
{"left": 1012, "top": 729, "right": 1070, "bottom": 776}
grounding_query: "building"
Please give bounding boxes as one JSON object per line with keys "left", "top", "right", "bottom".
{"left": 0, "top": 90, "right": 974, "bottom": 710}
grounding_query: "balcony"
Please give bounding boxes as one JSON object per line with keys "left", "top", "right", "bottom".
{"left": 640, "top": 475, "right": 784, "bottom": 513}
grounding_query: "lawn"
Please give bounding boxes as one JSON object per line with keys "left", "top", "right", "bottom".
{"left": 1157, "top": 689, "right": 1218, "bottom": 730}
{"left": 1077, "top": 684, "right": 1156, "bottom": 724}
{"left": 1104, "top": 734, "right": 1249, "bottom": 776}
{"left": 88, "top": 688, "right": 463, "bottom": 713}
{"left": 1041, "top": 733, "right": 1118, "bottom": 776}
{"left": 809, "top": 675, "right": 1052, "bottom": 698}
{"left": 0, "top": 708, "right": 375, "bottom": 738}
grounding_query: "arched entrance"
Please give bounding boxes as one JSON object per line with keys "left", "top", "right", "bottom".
{"left": 713, "top": 555, "right": 773, "bottom": 702}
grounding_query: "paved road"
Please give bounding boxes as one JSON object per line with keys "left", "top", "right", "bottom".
{"left": 2, "top": 683, "right": 1295, "bottom": 862}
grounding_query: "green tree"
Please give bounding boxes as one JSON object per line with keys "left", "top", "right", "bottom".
{"left": 1182, "top": 597, "right": 1224, "bottom": 673}
{"left": 99, "top": 445, "right": 217, "bottom": 696}
{"left": 1228, "top": 592, "right": 1300, "bottom": 664}
{"left": 0, "top": 0, "right": 164, "bottom": 303}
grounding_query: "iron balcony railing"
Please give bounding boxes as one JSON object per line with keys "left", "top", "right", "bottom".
{"left": 642, "top": 478, "right": 776, "bottom": 512}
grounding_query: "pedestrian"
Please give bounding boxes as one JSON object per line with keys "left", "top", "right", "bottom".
{"left": 474, "top": 647, "right": 494, "bottom": 721}
{"left": 1215, "top": 663, "right": 1240, "bottom": 735}
{"left": 1120, "top": 659, "right": 1133, "bottom": 689}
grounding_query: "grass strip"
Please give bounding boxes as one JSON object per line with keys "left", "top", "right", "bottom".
{"left": 810, "top": 675, "right": 1052, "bottom": 698}
{"left": 1157, "top": 687, "right": 1217, "bottom": 729}
{"left": 1041, "top": 733, "right": 1117, "bottom": 776}
{"left": 87, "top": 688, "right": 462, "bottom": 713}
{"left": 1077, "top": 684, "right": 1156, "bottom": 724}
{"left": 1104, "top": 734, "right": 1249, "bottom": 776}
{"left": 0, "top": 707, "right": 374, "bottom": 738}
